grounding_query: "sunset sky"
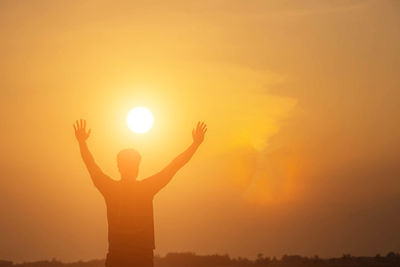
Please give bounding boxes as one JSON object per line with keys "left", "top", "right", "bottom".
{"left": 1, "top": 0, "right": 400, "bottom": 262}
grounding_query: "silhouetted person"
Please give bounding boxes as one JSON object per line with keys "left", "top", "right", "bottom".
{"left": 73, "top": 119, "right": 207, "bottom": 267}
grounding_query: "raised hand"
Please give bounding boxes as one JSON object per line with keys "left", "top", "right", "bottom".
{"left": 192, "top": 121, "right": 207, "bottom": 145}
{"left": 74, "top": 119, "right": 91, "bottom": 143}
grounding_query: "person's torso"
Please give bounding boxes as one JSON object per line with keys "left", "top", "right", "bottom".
{"left": 103, "top": 181, "right": 155, "bottom": 251}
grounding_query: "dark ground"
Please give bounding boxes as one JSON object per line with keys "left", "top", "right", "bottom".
{"left": 2, "top": 252, "right": 400, "bottom": 267}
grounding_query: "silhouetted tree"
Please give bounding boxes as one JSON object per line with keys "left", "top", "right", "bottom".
{"left": 4, "top": 252, "right": 400, "bottom": 267}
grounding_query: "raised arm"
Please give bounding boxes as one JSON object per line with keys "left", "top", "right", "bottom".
{"left": 144, "top": 121, "right": 207, "bottom": 194}
{"left": 74, "top": 119, "right": 113, "bottom": 192}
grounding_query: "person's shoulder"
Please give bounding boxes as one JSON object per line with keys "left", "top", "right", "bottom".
{"left": 137, "top": 179, "right": 148, "bottom": 186}
{"left": 103, "top": 176, "right": 120, "bottom": 190}
{"left": 140, "top": 173, "right": 163, "bottom": 185}
{"left": 108, "top": 176, "right": 119, "bottom": 182}
{"left": 137, "top": 179, "right": 157, "bottom": 193}
{"left": 112, "top": 178, "right": 122, "bottom": 186}
{"left": 99, "top": 178, "right": 120, "bottom": 196}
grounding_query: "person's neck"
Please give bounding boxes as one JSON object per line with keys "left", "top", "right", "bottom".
{"left": 120, "top": 175, "right": 138, "bottom": 184}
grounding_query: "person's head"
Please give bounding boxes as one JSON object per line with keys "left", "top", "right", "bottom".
{"left": 117, "top": 149, "right": 141, "bottom": 180}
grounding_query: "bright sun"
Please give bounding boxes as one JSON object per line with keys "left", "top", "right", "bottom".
{"left": 127, "top": 106, "right": 154, "bottom": 134}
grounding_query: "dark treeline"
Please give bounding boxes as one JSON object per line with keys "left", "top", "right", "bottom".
{"left": 1, "top": 252, "right": 400, "bottom": 267}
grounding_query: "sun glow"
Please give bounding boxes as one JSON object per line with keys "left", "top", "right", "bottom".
{"left": 127, "top": 107, "right": 154, "bottom": 134}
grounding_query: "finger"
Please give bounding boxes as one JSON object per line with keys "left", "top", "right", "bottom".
{"left": 87, "top": 129, "right": 91, "bottom": 137}
{"left": 204, "top": 128, "right": 208, "bottom": 134}
{"left": 196, "top": 121, "right": 200, "bottom": 130}
{"left": 73, "top": 124, "right": 77, "bottom": 131}
{"left": 76, "top": 120, "right": 80, "bottom": 129}
{"left": 83, "top": 119, "right": 86, "bottom": 129}
{"left": 201, "top": 123, "right": 207, "bottom": 130}
{"left": 80, "top": 119, "right": 83, "bottom": 129}
{"left": 199, "top": 121, "right": 205, "bottom": 131}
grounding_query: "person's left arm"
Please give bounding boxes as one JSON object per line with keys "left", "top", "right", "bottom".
{"left": 143, "top": 122, "right": 207, "bottom": 194}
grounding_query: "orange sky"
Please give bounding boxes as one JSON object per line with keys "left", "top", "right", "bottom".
{"left": 1, "top": 0, "right": 400, "bottom": 262}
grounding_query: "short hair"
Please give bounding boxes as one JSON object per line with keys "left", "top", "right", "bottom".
{"left": 117, "top": 149, "right": 141, "bottom": 165}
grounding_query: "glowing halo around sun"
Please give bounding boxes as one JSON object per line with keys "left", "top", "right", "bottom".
{"left": 126, "top": 107, "right": 154, "bottom": 134}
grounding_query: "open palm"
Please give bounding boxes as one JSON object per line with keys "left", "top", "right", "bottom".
{"left": 192, "top": 121, "right": 207, "bottom": 145}
{"left": 74, "top": 119, "right": 91, "bottom": 142}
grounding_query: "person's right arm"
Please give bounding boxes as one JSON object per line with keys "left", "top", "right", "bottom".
{"left": 74, "top": 119, "right": 113, "bottom": 192}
